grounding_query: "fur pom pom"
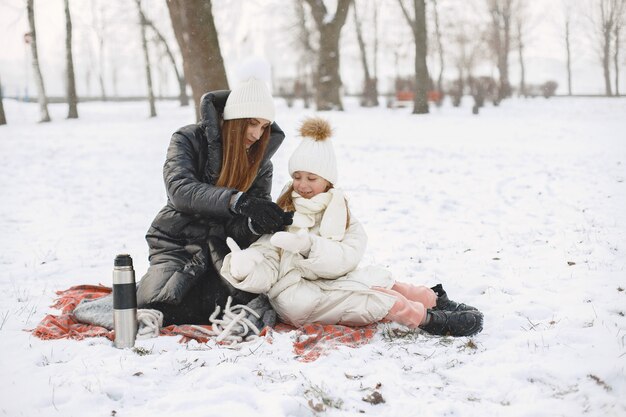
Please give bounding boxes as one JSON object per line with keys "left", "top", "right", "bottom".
{"left": 299, "top": 117, "right": 333, "bottom": 141}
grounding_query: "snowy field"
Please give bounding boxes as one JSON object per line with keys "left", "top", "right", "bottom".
{"left": 0, "top": 96, "right": 624, "bottom": 417}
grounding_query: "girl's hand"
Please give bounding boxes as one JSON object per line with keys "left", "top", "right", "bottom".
{"left": 226, "top": 237, "right": 264, "bottom": 280}
{"left": 270, "top": 229, "right": 312, "bottom": 255}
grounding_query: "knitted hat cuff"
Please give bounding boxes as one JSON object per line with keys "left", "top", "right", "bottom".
{"left": 223, "top": 77, "right": 275, "bottom": 122}
{"left": 223, "top": 102, "right": 275, "bottom": 123}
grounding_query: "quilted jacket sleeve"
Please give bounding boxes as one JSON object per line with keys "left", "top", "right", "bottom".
{"left": 163, "top": 128, "right": 236, "bottom": 218}
{"left": 296, "top": 216, "right": 367, "bottom": 279}
{"left": 220, "top": 236, "right": 281, "bottom": 294}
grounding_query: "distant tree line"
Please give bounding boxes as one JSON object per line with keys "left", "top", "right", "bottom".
{"left": 2, "top": 0, "right": 625, "bottom": 125}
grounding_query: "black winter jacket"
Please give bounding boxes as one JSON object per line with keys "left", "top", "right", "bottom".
{"left": 136, "top": 90, "right": 285, "bottom": 310}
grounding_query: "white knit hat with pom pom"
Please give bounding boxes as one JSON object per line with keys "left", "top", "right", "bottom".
{"left": 224, "top": 58, "right": 275, "bottom": 122}
{"left": 288, "top": 117, "right": 338, "bottom": 184}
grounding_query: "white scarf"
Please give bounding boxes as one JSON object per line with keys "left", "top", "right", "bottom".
{"left": 291, "top": 188, "right": 347, "bottom": 241}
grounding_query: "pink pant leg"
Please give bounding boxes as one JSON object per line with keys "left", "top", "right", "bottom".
{"left": 373, "top": 287, "right": 427, "bottom": 328}
{"left": 391, "top": 281, "right": 437, "bottom": 309}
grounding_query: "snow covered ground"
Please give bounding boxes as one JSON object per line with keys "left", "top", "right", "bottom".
{"left": 0, "top": 96, "right": 624, "bottom": 417}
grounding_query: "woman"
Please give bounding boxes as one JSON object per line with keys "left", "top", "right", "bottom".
{"left": 137, "top": 77, "right": 292, "bottom": 326}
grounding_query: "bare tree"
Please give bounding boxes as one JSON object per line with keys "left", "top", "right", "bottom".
{"left": 167, "top": 0, "right": 228, "bottom": 120}
{"left": 513, "top": 2, "right": 539, "bottom": 97}
{"left": 0, "top": 74, "right": 6, "bottom": 125}
{"left": 515, "top": 11, "right": 526, "bottom": 96}
{"left": 135, "top": 0, "right": 156, "bottom": 117}
{"left": 90, "top": 0, "right": 108, "bottom": 101}
{"left": 398, "top": 0, "right": 430, "bottom": 114}
{"left": 373, "top": 2, "right": 380, "bottom": 97}
{"left": 487, "top": 0, "right": 514, "bottom": 101}
{"left": 303, "top": 0, "right": 352, "bottom": 111}
{"left": 353, "top": 0, "right": 379, "bottom": 107}
{"left": 64, "top": 0, "right": 78, "bottom": 118}
{"left": 26, "top": 0, "right": 50, "bottom": 122}
{"left": 562, "top": 0, "right": 575, "bottom": 95}
{"left": 446, "top": 3, "right": 489, "bottom": 105}
{"left": 590, "top": 0, "right": 626, "bottom": 96}
{"left": 614, "top": 0, "right": 626, "bottom": 95}
{"left": 600, "top": 0, "right": 615, "bottom": 95}
{"left": 431, "top": 0, "right": 444, "bottom": 104}
{"left": 80, "top": 32, "right": 95, "bottom": 97}
{"left": 294, "top": 1, "right": 316, "bottom": 108}
{"left": 139, "top": 11, "right": 188, "bottom": 106}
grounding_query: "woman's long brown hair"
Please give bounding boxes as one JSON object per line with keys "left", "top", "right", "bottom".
{"left": 216, "top": 118, "right": 270, "bottom": 191}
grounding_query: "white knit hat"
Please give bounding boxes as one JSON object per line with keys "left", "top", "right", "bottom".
{"left": 288, "top": 117, "right": 338, "bottom": 185}
{"left": 223, "top": 77, "right": 275, "bottom": 122}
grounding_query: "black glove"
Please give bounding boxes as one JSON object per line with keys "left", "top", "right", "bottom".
{"left": 283, "top": 211, "right": 295, "bottom": 226}
{"left": 234, "top": 193, "right": 288, "bottom": 234}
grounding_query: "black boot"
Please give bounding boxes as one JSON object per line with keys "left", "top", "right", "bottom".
{"left": 431, "top": 284, "right": 478, "bottom": 312}
{"left": 419, "top": 309, "right": 483, "bottom": 337}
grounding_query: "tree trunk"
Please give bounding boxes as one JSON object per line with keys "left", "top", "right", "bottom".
{"left": 432, "top": 0, "right": 444, "bottom": 103}
{"left": 64, "top": 0, "right": 78, "bottom": 118}
{"left": 565, "top": 19, "right": 572, "bottom": 96}
{"left": 602, "top": 25, "right": 613, "bottom": 96}
{"left": 167, "top": 0, "right": 228, "bottom": 121}
{"left": 294, "top": 1, "right": 315, "bottom": 109}
{"left": 502, "top": 3, "right": 512, "bottom": 99}
{"left": 489, "top": 0, "right": 513, "bottom": 102}
{"left": 353, "top": 1, "right": 378, "bottom": 107}
{"left": 91, "top": 0, "right": 107, "bottom": 101}
{"left": 135, "top": 0, "right": 156, "bottom": 117}
{"left": 615, "top": 24, "right": 621, "bottom": 96}
{"left": 0, "top": 74, "right": 6, "bottom": 125}
{"left": 97, "top": 38, "right": 106, "bottom": 100}
{"left": 516, "top": 18, "right": 526, "bottom": 97}
{"left": 500, "top": 2, "right": 512, "bottom": 100}
{"left": 399, "top": 0, "right": 430, "bottom": 114}
{"left": 304, "top": 0, "right": 351, "bottom": 111}
{"left": 373, "top": 1, "right": 379, "bottom": 82}
{"left": 141, "top": 12, "right": 188, "bottom": 106}
{"left": 111, "top": 65, "right": 118, "bottom": 97}
{"left": 490, "top": 3, "right": 503, "bottom": 98}
{"left": 26, "top": 0, "right": 51, "bottom": 122}
{"left": 598, "top": 0, "right": 614, "bottom": 96}
{"left": 317, "top": 29, "right": 344, "bottom": 110}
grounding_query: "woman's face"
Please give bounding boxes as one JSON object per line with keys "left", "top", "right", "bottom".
{"left": 292, "top": 171, "right": 331, "bottom": 199}
{"left": 244, "top": 118, "right": 271, "bottom": 149}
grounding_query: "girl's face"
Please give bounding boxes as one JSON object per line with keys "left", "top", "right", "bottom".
{"left": 244, "top": 118, "right": 270, "bottom": 149}
{"left": 292, "top": 171, "right": 331, "bottom": 199}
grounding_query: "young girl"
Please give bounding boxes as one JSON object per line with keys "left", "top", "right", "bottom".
{"left": 220, "top": 117, "right": 483, "bottom": 337}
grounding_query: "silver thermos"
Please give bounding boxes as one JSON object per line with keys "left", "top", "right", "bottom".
{"left": 113, "top": 254, "right": 138, "bottom": 348}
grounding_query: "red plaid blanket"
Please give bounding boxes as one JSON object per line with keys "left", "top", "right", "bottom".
{"left": 31, "top": 285, "right": 378, "bottom": 361}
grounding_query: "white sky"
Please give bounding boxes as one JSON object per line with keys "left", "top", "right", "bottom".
{"left": 0, "top": 0, "right": 623, "bottom": 98}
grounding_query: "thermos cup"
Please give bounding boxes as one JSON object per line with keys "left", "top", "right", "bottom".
{"left": 113, "top": 254, "right": 138, "bottom": 348}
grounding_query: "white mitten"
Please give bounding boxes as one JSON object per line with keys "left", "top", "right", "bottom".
{"left": 270, "top": 229, "right": 312, "bottom": 254}
{"left": 226, "top": 237, "right": 264, "bottom": 280}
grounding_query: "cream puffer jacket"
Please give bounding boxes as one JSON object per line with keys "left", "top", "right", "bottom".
{"left": 220, "top": 189, "right": 396, "bottom": 327}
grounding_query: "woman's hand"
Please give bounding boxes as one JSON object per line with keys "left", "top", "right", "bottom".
{"left": 270, "top": 229, "right": 312, "bottom": 255}
{"left": 226, "top": 237, "right": 264, "bottom": 280}
{"left": 234, "top": 194, "right": 293, "bottom": 234}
